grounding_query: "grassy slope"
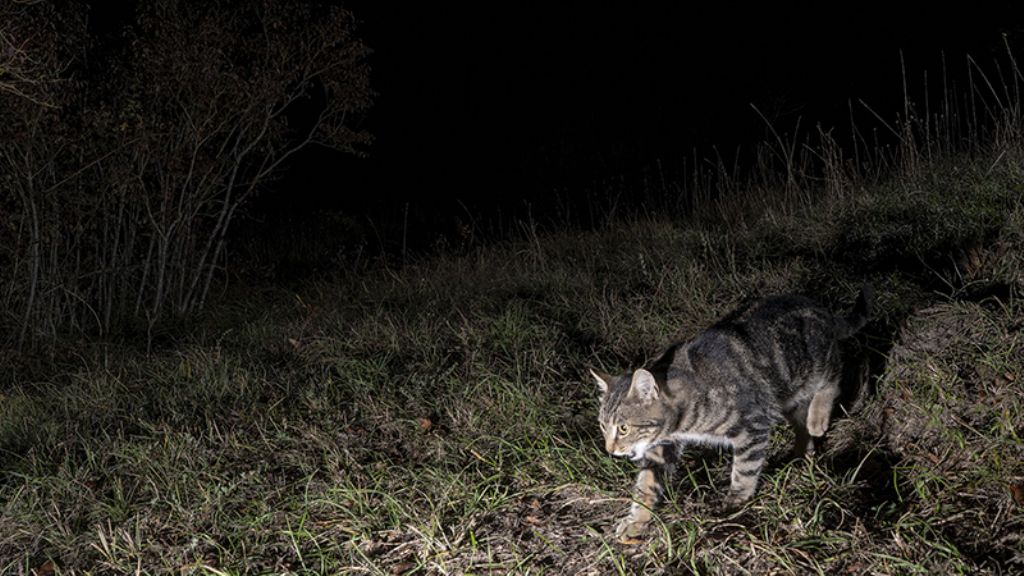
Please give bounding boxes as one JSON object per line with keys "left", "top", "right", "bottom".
{"left": 1, "top": 159, "right": 1023, "bottom": 574}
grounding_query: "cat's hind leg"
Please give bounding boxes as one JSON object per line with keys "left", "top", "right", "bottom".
{"left": 806, "top": 379, "right": 840, "bottom": 437}
{"left": 784, "top": 403, "right": 814, "bottom": 458}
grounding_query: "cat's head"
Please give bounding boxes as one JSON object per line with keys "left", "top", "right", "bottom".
{"left": 591, "top": 368, "right": 669, "bottom": 462}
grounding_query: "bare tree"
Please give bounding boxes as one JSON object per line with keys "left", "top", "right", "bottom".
{"left": 0, "top": 1, "right": 89, "bottom": 347}
{"left": 110, "top": 0, "right": 373, "bottom": 328}
{"left": 0, "top": 0, "right": 373, "bottom": 348}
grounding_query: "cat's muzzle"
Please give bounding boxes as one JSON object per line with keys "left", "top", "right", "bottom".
{"left": 612, "top": 449, "right": 646, "bottom": 462}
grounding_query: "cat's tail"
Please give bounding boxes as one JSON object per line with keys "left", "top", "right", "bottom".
{"left": 835, "top": 284, "right": 873, "bottom": 339}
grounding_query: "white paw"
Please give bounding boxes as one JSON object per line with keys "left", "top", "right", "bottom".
{"left": 614, "top": 517, "right": 648, "bottom": 541}
{"left": 807, "top": 415, "right": 829, "bottom": 437}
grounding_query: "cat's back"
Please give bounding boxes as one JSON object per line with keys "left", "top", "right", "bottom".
{"left": 681, "top": 295, "right": 839, "bottom": 385}
{"left": 706, "top": 294, "right": 833, "bottom": 345}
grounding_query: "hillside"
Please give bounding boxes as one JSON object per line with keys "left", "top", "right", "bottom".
{"left": 2, "top": 153, "right": 1022, "bottom": 573}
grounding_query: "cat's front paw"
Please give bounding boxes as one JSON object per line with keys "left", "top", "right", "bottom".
{"left": 719, "top": 492, "right": 750, "bottom": 513}
{"left": 613, "top": 516, "right": 649, "bottom": 542}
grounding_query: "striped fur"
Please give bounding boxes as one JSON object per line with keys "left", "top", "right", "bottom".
{"left": 594, "top": 285, "right": 872, "bottom": 539}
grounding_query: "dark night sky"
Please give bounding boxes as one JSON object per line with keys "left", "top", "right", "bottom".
{"left": 274, "top": 2, "right": 1023, "bottom": 233}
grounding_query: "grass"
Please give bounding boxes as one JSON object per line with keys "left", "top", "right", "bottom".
{"left": 2, "top": 155, "right": 1022, "bottom": 574}
{"left": 3, "top": 91, "right": 1024, "bottom": 575}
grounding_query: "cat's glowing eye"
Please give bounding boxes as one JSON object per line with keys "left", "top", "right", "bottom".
{"left": 617, "top": 424, "right": 630, "bottom": 436}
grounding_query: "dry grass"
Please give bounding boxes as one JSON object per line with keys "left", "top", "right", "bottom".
{"left": 1, "top": 153, "right": 1023, "bottom": 574}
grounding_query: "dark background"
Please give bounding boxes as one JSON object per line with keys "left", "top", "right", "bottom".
{"left": 260, "top": 2, "right": 1023, "bottom": 248}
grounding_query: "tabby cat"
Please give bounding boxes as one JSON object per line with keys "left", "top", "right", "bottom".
{"left": 592, "top": 286, "right": 872, "bottom": 539}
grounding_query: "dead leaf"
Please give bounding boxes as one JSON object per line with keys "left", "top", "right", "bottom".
{"left": 358, "top": 540, "right": 387, "bottom": 557}
{"left": 287, "top": 337, "right": 301, "bottom": 350}
{"left": 417, "top": 417, "right": 433, "bottom": 432}
{"left": 1010, "top": 481, "right": 1024, "bottom": 507}
{"left": 33, "top": 560, "right": 56, "bottom": 576}
{"left": 390, "top": 561, "right": 416, "bottom": 575}
{"left": 524, "top": 515, "right": 543, "bottom": 526}
{"left": 1004, "top": 372, "right": 1016, "bottom": 382}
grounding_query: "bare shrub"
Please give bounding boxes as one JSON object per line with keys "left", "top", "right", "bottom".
{"left": 0, "top": 0, "right": 373, "bottom": 348}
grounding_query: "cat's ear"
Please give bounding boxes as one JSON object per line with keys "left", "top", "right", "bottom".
{"left": 590, "top": 369, "right": 612, "bottom": 397}
{"left": 628, "top": 369, "right": 659, "bottom": 403}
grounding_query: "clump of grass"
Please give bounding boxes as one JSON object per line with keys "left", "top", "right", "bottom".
{"left": 829, "top": 298, "right": 1024, "bottom": 571}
